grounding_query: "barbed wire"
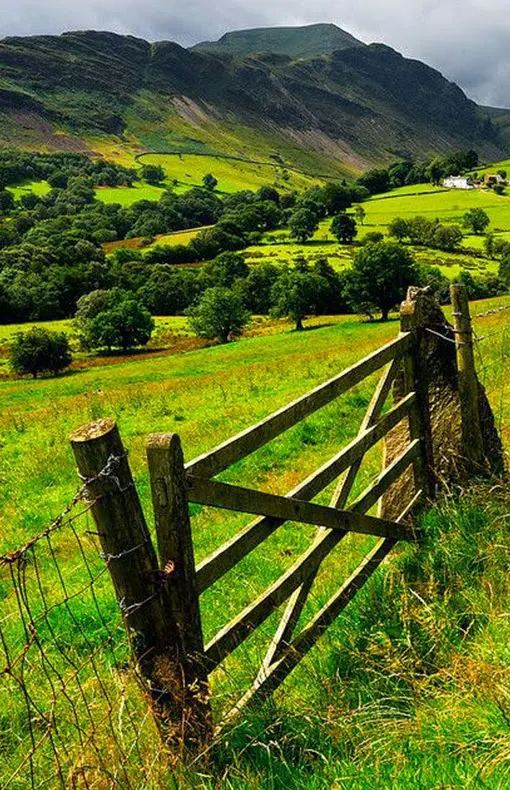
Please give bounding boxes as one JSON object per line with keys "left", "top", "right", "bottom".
{"left": 0, "top": 454, "right": 168, "bottom": 789}
{"left": 473, "top": 303, "right": 510, "bottom": 319}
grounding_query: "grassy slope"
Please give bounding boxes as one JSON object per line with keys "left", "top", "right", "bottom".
{"left": 0, "top": 297, "right": 508, "bottom": 786}
{"left": 0, "top": 297, "right": 510, "bottom": 790}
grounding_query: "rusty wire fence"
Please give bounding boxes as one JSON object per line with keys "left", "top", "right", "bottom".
{"left": 0, "top": 455, "right": 167, "bottom": 790}
{"left": 472, "top": 303, "right": 510, "bottom": 445}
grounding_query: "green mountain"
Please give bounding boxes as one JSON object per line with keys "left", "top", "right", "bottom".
{"left": 0, "top": 28, "right": 507, "bottom": 175}
{"left": 192, "top": 23, "right": 365, "bottom": 59}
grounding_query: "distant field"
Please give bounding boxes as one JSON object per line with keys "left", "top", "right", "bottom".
{"left": 468, "top": 157, "right": 510, "bottom": 179}
{"left": 243, "top": 217, "right": 499, "bottom": 279}
{"left": 362, "top": 186, "right": 510, "bottom": 230}
{"left": 94, "top": 182, "right": 166, "bottom": 205}
{"left": 103, "top": 225, "right": 209, "bottom": 254}
{"left": 138, "top": 152, "right": 316, "bottom": 193}
{"left": 6, "top": 179, "right": 51, "bottom": 200}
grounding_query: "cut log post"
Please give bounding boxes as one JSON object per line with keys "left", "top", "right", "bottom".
{"left": 70, "top": 419, "right": 210, "bottom": 757}
{"left": 399, "top": 293, "right": 436, "bottom": 500}
{"left": 146, "top": 433, "right": 212, "bottom": 748}
{"left": 450, "top": 284, "right": 485, "bottom": 469}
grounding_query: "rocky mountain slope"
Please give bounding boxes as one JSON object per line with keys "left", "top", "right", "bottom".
{"left": 0, "top": 26, "right": 506, "bottom": 172}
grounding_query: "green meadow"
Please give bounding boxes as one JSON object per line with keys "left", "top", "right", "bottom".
{"left": 138, "top": 152, "right": 317, "bottom": 193}
{"left": 0, "top": 293, "right": 509, "bottom": 787}
{"left": 6, "top": 179, "right": 51, "bottom": 200}
{"left": 95, "top": 181, "right": 166, "bottom": 204}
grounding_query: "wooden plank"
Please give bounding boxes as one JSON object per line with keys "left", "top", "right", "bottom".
{"left": 186, "top": 333, "right": 413, "bottom": 479}
{"left": 204, "top": 525, "right": 346, "bottom": 670}
{"left": 219, "top": 490, "right": 422, "bottom": 728}
{"left": 332, "top": 358, "right": 402, "bottom": 512}
{"left": 187, "top": 470, "right": 418, "bottom": 542}
{"left": 195, "top": 392, "right": 415, "bottom": 592}
{"left": 146, "top": 433, "right": 212, "bottom": 749}
{"left": 203, "top": 442, "right": 420, "bottom": 671}
{"left": 258, "top": 359, "right": 401, "bottom": 672}
{"left": 69, "top": 420, "right": 193, "bottom": 750}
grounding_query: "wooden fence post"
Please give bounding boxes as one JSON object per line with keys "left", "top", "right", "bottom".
{"left": 70, "top": 419, "right": 208, "bottom": 756}
{"left": 450, "top": 284, "right": 485, "bottom": 469}
{"left": 400, "top": 294, "right": 436, "bottom": 499}
{"left": 146, "top": 433, "right": 212, "bottom": 748}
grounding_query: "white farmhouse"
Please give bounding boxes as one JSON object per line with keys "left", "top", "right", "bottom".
{"left": 443, "top": 175, "right": 474, "bottom": 190}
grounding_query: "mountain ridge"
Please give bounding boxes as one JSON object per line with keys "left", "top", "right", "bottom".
{"left": 0, "top": 26, "right": 507, "bottom": 173}
{"left": 191, "top": 22, "right": 365, "bottom": 59}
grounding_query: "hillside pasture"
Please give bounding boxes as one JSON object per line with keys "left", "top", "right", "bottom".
{"left": 0, "top": 295, "right": 508, "bottom": 788}
{"left": 363, "top": 185, "right": 510, "bottom": 230}
{"left": 94, "top": 181, "right": 166, "bottom": 205}
{"left": 6, "top": 179, "right": 51, "bottom": 200}
{"left": 137, "top": 152, "right": 316, "bottom": 193}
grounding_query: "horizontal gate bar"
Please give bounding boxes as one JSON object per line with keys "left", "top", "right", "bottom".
{"left": 188, "top": 454, "right": 419, "bottom": 543}
{"left": 186, "top": 333, "right": 412, "bottom": 479}
{"left": 195, "top": 393, "right": 415, "bottom": 593}
{"left": 203, "top": 443, "right": 420, "bottom": 671}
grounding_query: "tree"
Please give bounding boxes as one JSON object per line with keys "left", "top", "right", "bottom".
{"left": 202, "top": 173, "right": 218, "bottom": 191}
{"left": 271, "top": 269, "right": 328, "bottom": 331}
{"left": 463, "top": 208, "right": 490, "bottom": 235}
{"left": 499, "top": 251, "right": 510, "bottom": 285}
{"left": 357, "top": 169, "right": 390, "bottom": 195}
{"left": 388, "top": 217, "right": 409, "bottom": 242}
{"left": 355, "top": 205, "right": 366, "bottom": 225}
{"left": 200, "top": 252, "right": 249, "bottom": 289}
{"left": 427, "top": 158, "right": 444, "bottom": 186}
{"left": 322, "top": 183, "right": 352, "bottom": 215}
{"left": 85, "top": 298, "right": 155, "bottom": 352}
{"left": 484, "top": 232, "right": 496, "bottom": 259}
{"left": 288, "top": 208, "right": 319, "bottom": 243}
{"left": 141, "top": 164, "right": 165, "bottom": 185}
{"left": 363, "top": 231, "right": 384, "bottom": 244}
{"left": 432, "top": 224, "right": 463, "bottom": 252}
{"left": 234, "top": 262, "right": 280, "bottom": 313}
{"left": 330, "top": 213, "right": 357, "bottom": 243}
{"left": 344, "top": 241, "right": 418, "bottom": 321}
{"left": 9, "top": 327, "right": 72, "bottom": 378}
{"left": 257, "top": 185, "right": 280, "bottom": 204}
{"left": 188, "top": 287, "right": 250, "bottom": 343}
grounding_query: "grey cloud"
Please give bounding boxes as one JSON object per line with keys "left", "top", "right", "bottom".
{"left": 1, "top": 1, "right": 509, "bottom": 106}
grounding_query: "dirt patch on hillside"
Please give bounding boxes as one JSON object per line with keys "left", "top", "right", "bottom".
{"left": 281, "top": 127, "right": 367, "bottom": 172}
{"left": 1, "top": 111, "right": 95, "bottom": 154}
{"left": 172, "top": 97, "right": 221, "bottom": 129}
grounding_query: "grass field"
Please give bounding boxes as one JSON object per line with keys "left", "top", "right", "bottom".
{"left": 6, "top": 179, "right": 51, "bottom": 200}
{"left": 94, "top": 182, "right": 166, "bottom": 205}
{"left": 138, "top": 152, "right": 317, "bottom": 194}
{"left": 0, "top": 295, "right": 509, "bottom": 786}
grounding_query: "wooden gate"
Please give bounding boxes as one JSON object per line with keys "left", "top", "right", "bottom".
{"left": 71, "top": 297, "right": 436, "bottom": 751}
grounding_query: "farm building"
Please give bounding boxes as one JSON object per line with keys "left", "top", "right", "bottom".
{"left": 443, "top": 175, "right": 475, "bottom": 189}
{"left": 484, "top": 174, "right": 506, "bottom": 185}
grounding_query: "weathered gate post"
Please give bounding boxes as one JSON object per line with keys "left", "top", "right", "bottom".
{"left": 70, "top": 419, "right": 211, "bottom": 757}
{"left": 450, "top": 284, "right": 485, "bottom": 469}
{"left": 146, "top": 433, "right": 212, "bottom": 749}
{"left": 399, "top": 292, "right": 436, "bottom": 500}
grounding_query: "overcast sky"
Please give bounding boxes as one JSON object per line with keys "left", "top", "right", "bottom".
{"left": 1, "top": 1, "right": 509, "bottom": 108}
